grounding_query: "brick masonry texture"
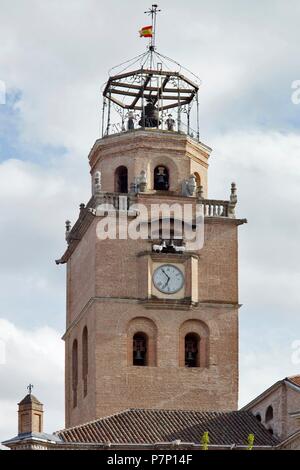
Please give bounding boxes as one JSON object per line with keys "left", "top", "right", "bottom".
{"left": 63, "top": 131, "right": 242, "bottom": 428}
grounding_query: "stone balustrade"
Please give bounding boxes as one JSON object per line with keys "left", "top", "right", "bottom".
{"left": 199, "top": 199, "right": 230, "bottom": 217}
{"left": 94, "top": 193, "right": 235, "bottom": 218}
{"left": 95, "top": 192, "right": 131, "bottom": 211}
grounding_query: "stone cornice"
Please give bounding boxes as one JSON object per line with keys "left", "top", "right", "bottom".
{"left": 88, "top": 129, "right": 212, "bottom": 170}
{"left": 137, "top": 251, "right": 199, "bottom": 260}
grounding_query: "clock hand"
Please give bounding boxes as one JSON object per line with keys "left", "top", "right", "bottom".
{"left": 162, "top": 276, "right": 171, "bottom": 289}
{"left": 161, "top": 268, "right": 170, "bottom": 280}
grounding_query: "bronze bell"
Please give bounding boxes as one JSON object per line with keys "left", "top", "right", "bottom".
{"left": 157, "top": 173, "right": 165, "bottom": 185}
{"left": 187, "top": 351, "right": 194, "bottom": 361}
{"left": 135, "top": 350, "right": 143, "bottom": 361}
{"left": 139, "top": 99, "right": 161, "bottom": 128}
{"left": 154, "top": 166, "right": 169, "bottom": 190}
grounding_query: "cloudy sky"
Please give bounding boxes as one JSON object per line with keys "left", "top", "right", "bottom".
{"left": 1, "top": 0, "right": 300, "bottom": 442}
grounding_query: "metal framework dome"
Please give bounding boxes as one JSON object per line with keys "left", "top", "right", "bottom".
{"left": 103, "top": 66, "right": 198, "bottom": 112}
{"left": 101, "top": 5, "right": 202, "bottom": 141}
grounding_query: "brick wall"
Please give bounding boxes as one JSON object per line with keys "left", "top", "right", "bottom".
{"left": 64, "top": 131, "right": 241, "bottom": 428}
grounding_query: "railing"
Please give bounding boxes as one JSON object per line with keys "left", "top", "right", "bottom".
{"left": 105, "top": 120, "right": 200, "bottom": 143}
{"left": 94, "top": 192, "right": 132, "bottom": 211}
{"left": 94, "top": 193, "right": 232, "bottom": 218}
{"left": 199, "top": 199, "right": 229, "bottom": 217}
{"left": 199, "top": 199, "right": 230, "bottom": 217}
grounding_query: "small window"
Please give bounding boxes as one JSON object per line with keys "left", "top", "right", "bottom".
{"left": 82, "top": 327, "right": 88, "bottom": 397}
{"left": 72, "top": 339, "right": 78, "bottom": 408}
{"left": 265, "top": 405, "right": 273, "bottom": 422}
{"left": 133, "top": 332, "right": 148, "bottom": 366}
{"left": 255, "top": 413, "right": 262, "bottom": 422}
{"left": 115, "top": 166, "right": 128, "bottom": 193}
{"left": 154, "top": 166, "right": 169, "bottom": 191}
{"left": 268, "top": 427, "right": 274, "bottom": 435}
{"left": 185, "top": 333, "right": 200, "bottom": 367}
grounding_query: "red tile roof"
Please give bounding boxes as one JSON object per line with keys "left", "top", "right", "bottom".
{"left": 287, "top": 375, "right": 300, "bottom": 387}
{"left": 56, "top": 408, "right": 278, "bottom": 447}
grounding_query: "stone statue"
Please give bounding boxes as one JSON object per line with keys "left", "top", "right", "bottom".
{"left": 94, "top": 171, "right": 101, "bottom": 195}
{"left": 196, "top": 184, "right": 204, "bottom": 199}
{"left": 187, "top": 175, "right": 196, "bottom": 196}
{"left": 127, "top": 111, "right": 135, "bottom": 130}
{"left": 165, "top": 114, "right": 176, "bottom": 131}
{"left": 139, "top": 170, "right": 147, "bottom": 192}
{"left": 181, "top": 174, "right": 196, "bottom": 197}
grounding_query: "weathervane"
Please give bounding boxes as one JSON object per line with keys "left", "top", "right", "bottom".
{"left": 27, "top": 384, "right": 34, "bottom": 395}
{"left": 143, "top": 4, "right": 161, "bottom": 52}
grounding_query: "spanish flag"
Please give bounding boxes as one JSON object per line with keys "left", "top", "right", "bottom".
{"left": 139, "top": 25, "right": 153, "bottom": 38}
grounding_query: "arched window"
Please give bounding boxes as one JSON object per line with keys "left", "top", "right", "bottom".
{"left": 265, "top": 405, "right": 273, "bottom": 422}
{"left": 255, "top": 413, "right": 262, "bottom": 422}
{"left": 127, "top": 317, "right": 157, "bottom": 367}
{"left": 72, "top": 339, "right": 78, "bottom": 408}
{"left": 133, "top": 332, "right": 148, "bottom": 366}
{"left": 82, "top": 327, "right": 88, "bottom": 397}
{"left": 179, "top": 320, "right": 209, "bottom": 368}
{"left": 268, "top": 427, "right": 274, "bottom": 435}
{"left": 185, "top": 333, "right": 200, "bottom": 367}
{"left": 115, "top": 166, "right": 128, "bottom": 193}
{"left": 154, "top": 166, "right": 169, "bottom": 190}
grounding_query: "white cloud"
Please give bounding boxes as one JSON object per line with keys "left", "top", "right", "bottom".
{"left": 0, "top": 156, "right": 90, "bottom": 328}
{"left": 0, "top": 319, "right": 64, "bottom": 443}
{"left": 209, "top": 130, "right": 300, "bottom": 317}
{"left": 0, "top": 0, "right": 299, "bottom": 152}
{"left": 239, "top": 336, "right": 300, "bottom": 407}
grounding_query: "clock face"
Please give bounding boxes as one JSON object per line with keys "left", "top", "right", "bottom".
{"left": 153, "top": 264, "right": 184, "bottom": 294}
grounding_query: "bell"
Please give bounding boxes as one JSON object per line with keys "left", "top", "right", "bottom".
{"left": 155, "top": 167, "right": 169, "bottom": 190}
{"left": 186, "top": 351, "right": 194, "bottom": 361}
{"left": 135, "top": 350, "right": 143, "bottom": 361}
{"left": 139, "top": 100, "right": 161, "bottom": 128}
{"left": 157, "top": 174, "right": 165, "bottom": 185}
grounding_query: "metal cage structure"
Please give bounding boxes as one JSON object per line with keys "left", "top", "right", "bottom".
{"left": 101, "top": 50, "right": 201, "bottom": 141}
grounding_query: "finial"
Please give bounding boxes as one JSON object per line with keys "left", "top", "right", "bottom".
{"left": 130, "top": 177, "right": 139, "bottom": 194}
{"left": 79, "top": 203, "right": 85, "bottom": 213}
{"left": 139, "top": 170, "right": 147, "bottom": 192}
{"left": 197, "top": 184, "right": 204, "bottom": 200}
{"left": 65, "top": 220, "right": 71, "bottom": 242}
{"left": 93, "top": 171, "right": 102, "bottom": 196}
{"left": 27, "top": 384, "right": 34, "bottom": 395}
{"left": 228, "top": 182, "right": 237, "bottom": 218}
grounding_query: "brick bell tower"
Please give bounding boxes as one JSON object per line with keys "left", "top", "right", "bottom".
{"left": 56, "top": 7, "right": 246, "bottom": 428}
